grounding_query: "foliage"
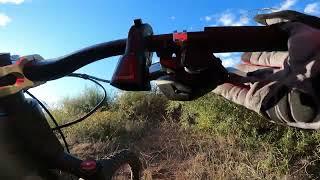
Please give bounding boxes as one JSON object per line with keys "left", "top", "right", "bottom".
{"left": 116, "top": 91, "right": 168, "bottom": 122}
{"left": 61, "top": 86, "right": 109, "bottom": 116}
{"left": 50, "top": 87, "right": 320, "bottom": 179}
{"left": 167, "top": 93, "right": 320, "bottom": 178}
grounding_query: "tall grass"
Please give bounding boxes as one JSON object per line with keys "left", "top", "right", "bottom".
{"left": 168, "top": 94, "right": 320, "bottom": 179}
{"left": 51, "top": 88, "right": 167, "bottom": 144}
{"left": 49, "top": 87, "right": 320, "bottom": 179}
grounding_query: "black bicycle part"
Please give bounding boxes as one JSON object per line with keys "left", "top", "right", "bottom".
{"left": 23, "top": 23, "right": 289, "bottom": 84}
{"left": 51, "top": 73, "right": 107, "bottom": 130}
{"left": 97, "top": 149, "right": 142, "bottom": 180}
{"left": 25, "top": 90, "right": 71, "bottom": 153}
{"left": 156, "top": 54, "right": 228, "bottom": 101}
{"left": 111, "top": 19, "right": 154, "bottom": 91}
{"left": 23, "top": 39, "right": 126, "bottom": 82}
{"left": 25, "top": 73, "right": 110, "bottom": 151}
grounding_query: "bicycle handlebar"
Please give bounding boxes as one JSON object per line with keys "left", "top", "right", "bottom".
{"left": 23, "top": 39, "right": 126, "bottom": 81}
{"left": 148, "top": 24, "right": 288, "bottom": 52}
{"left": 23, "top": 24, "right": 288, "bottom": 82}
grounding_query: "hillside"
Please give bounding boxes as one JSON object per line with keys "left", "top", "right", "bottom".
{"left": 51, "top": 88, "right": 320, "bottom": 179}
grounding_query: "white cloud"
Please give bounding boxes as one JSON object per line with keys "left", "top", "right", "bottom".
{"left": 0, "top": 0, "right": 25, "bottom": 4}
{"left": 215, "top": 53, "right": 232, "bottom": 58}
{"left": 218, "top": 13, "right": 234, "bottom": 26}
{"left": 170, "top": 16, "right": 176, "bottom": 20}
{"left": 0, "top": 13, "right": 11, "bottom": 27}
{"left": 205, "top": 16, "right": 212, "bottom": 22}
{"left": 304, "top": 2, "right": 320, "bottom": 15}
{"left": 203, "top": 11, "right": 250, "bottom": 27}
{"left": 221, "top": 58, "right": 238, "bottom": 67}
{"left": 214, "top": 53, "right": 241, "bottom": 67}
{"left": 0, "top": 0, "right": 26, "bottom": 28}
{"left": 216, "top": 11, "right": 250, "bottom": 26}
{"left": 231, "top": 15, "right": 249, "bottom": 26}
{"left": 277, "top": 0, "right": 297, "bottom": 11}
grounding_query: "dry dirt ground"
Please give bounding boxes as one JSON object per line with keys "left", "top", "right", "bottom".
{"left": 70, "top": 122, "right": 313, "bottom": 180}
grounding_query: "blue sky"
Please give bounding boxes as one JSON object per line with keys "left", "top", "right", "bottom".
{"left": 0, "top": 0, "right": 319, "bottom": 105}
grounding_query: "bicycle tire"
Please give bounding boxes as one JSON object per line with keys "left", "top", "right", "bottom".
{"left": 98, "top": 149, "right": 143, "bottom": 180}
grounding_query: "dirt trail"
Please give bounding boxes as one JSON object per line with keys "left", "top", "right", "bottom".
{"left": 70, "top": 122, "right": 213, "bottom": 179}
{"left": 69, "top": 122, "right": 309, "bottom": 180}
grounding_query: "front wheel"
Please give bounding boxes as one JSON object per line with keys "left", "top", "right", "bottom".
{"left": 97, "top": 149, "right": 143, "bottom": 180}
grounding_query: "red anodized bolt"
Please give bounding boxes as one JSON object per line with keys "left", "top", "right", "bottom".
{"left": 80, "top": 160, "right": 97, "bottom": 171}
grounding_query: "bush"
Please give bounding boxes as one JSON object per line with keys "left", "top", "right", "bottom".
{"left": 50, "top": 86, "right": 110, "bottom": 125}
{"left": 116, "top": 91, "right": 168, "bottom": 123}
{"left": 168, "top": 92, "right": 320, "bottom": 177}
{"left": 52, "top": 90, "right": 168, "bottom": 144}
{"left": 50, "top": 87, "right": 320, "bottom": 179}
{"left": 61, "top": 86, "right": 110, "bottom": 115}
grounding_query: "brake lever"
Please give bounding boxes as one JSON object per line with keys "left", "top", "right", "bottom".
{"left": 111, "top": 19, "right": 153, "bottom": 91}
{"left": 149, "top": 22, "right": 291, "bottom": 101}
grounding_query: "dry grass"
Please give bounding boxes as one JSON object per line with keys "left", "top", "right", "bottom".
{"left": 54, "top": 91, "right": 320, "bottom": 180}
{"left": 137, "top": 122, "right": 280, "bottom": 180}
{"left": 69, "top": 120, "right": 318, "bottom": 180}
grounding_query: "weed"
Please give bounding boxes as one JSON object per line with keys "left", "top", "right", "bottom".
{"left": 50, "top": 88, "right": 320, "bottom": 179}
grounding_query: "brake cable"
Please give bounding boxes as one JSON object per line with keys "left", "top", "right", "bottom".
{"left": 52, "top": 73, "right": 108, "bottom": 130}
{"left": 25, "top": 90, "right": 71, "bottom": 153}
{"left": 26, "top": 73, "right": 110, "bottom": 153}
{"left": 71, "top": 73, "right": 111, "bottom": 84}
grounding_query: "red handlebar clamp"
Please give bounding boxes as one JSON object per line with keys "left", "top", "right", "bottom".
{"left": 159, "top": 31, "right": 188, "bottom": 72}
{"left": 173, "top": 31, "right": 188, "bottom": 45}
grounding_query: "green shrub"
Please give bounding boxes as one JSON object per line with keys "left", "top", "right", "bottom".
{"left": 50, "top": 86, "right": 110, "bottom": 125}
{"left": 49, "top": 87, "right": 320, "bottom": 178}
{"left": 64, "top": 111, "right": 120, "bottom": 141}
{"left": 52, "top": 90, "right": 168, "bottom": 144}
{"left": 168, "top": 92, "right": 320, "bottom": 176}
{"left": 61, "top": 86, "right": 110, "bottom": 115}
{"left": 116, "top": 91, "right": 168, "bottom": 123}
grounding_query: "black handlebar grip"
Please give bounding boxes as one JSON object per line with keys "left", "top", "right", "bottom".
{"left": 149, "top": 23, "right": 289, "bottom": 53}
{"left": 202, "top": 23, "right": 288, "bottom": 52}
